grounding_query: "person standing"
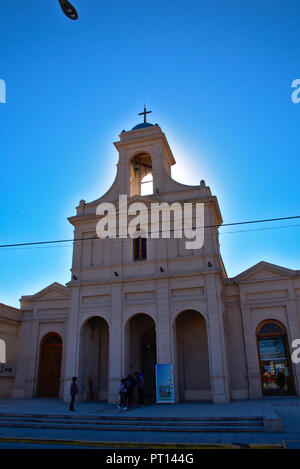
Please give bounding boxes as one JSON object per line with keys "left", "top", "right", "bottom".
{"left": 125, "top": 374, "right": 134, "bottom": 408}
{"left": 277, "top": 370, "right": 286, "bottom": 394}
{"left": 135, "top": 371, "right": 145, "bottom": 406}
{"left": 69, "top": 376, "right": 79, "bottom": 411}
{"left": 118, "top": 379, "right": 127, "bottom": 410}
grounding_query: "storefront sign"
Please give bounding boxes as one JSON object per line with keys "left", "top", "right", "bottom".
{"left": 258, "top": 338, "right": 285, "bottom": 360}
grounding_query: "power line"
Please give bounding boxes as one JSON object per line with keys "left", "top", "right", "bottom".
{"left": 0, "top": 215, "right": 299, "bottom": 249}
{"left": 0, "top": 244, "right": 73, "bottom": 252}
{"left": 219, "top": 223, "right": 300, "bottom": 235}
{"left": 1, "top": 223, "right": 299, "bottom": 251}
{"left": 2, "top": 224, "right": 299, "bottom": 251}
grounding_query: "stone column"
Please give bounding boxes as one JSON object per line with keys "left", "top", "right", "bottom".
{"left": 25, "top": 319, "right": 39, "bottom": 397}
{"left": 116, "top": 149, "right": 130, "bottom": 195}
{"left": 156, "top": 277, "right": 172, "bottom": 364}
{"left": 108, "top": 283, "right": 122, "bottom": 404}
{"left": 151, "top": 143, "right": 166, "bottom": 194}
{"left": 205, "top": 273, "right": 230, "bottom": 403}
{"left": 239, "top": 298, "right": 262, "bottom": 399}
{"left": 171, "top": 320, "right": 180, "bottom": 403}
{"left": 63, "top": 286, "right": 80, "bottom": 402}
{"left": 11, "top": 319, "right": 32, "bottom": 398}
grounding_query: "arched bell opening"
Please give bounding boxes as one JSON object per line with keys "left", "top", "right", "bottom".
{"left": 130, "top": 153, "right": 153, "bottom": 196}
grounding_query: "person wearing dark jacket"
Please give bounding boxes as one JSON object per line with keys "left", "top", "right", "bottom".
{"left": 125, "top": 374, "right": 135, "bottom": 408}
{"left": 134, "top": 371, "right": 145, "bottom": 405}
{"left": 277, "top": 370, "right": 286, "bottom": 394}
{"left": 118, "top": 379, "right": 127, "bottom": 410}
{"left": 69, "top": 376, "right": 79, "bottom": 411}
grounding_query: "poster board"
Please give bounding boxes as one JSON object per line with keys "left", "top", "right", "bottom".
{"left": 155, "top": 363, "right": 175, "bottom": 403}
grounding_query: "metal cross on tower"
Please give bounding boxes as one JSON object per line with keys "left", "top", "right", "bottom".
{"left": 138, "top": 105, "right": 152, "bottom": 123}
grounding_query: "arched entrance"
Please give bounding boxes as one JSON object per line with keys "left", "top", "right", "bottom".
{"left": 37, "top": 332, "right": 62, "bottom": 397}
{"left": 256, "top": 320, "right": 295, "bottom": 396}
{"left": 79, "top": 316, "right": 109, "bottom": 401}
{"left": 125, "top": 313, "right": 157, "bottom": 402}
{"left": 175, "top": 310, "right": 211, "bottom": 401}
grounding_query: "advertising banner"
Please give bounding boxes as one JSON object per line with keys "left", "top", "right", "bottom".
{"left": 155, "top": 363, "right": 175, "bottom": 403}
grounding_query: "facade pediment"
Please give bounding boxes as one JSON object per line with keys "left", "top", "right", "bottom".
{"left": 22, "top": 282, "right": 69, "bottom": 301}
{"left": 231, "top": 261, "right": 296, "bottom": 283}
{"left": 37, "top": 289, "right": 67, "bottom": 300}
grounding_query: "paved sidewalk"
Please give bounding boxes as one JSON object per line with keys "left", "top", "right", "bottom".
{"left": 0, "top": 397, "right": 299, "bottom": 448}
{"left": 0, "top": 396, "right": 293, "bottom": 417}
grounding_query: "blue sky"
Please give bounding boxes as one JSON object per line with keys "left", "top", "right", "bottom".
{"left": 1, "top": 0, "right": 299, "bottom": 308}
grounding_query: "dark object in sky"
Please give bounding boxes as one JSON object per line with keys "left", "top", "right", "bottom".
{"left": 58, "top": 0, "right": 78, "bottom": 20}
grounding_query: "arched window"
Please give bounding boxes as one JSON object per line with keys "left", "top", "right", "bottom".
{"left": 256, "top": 320, "right": 295, "bottom": 396}
{"left": 0, "top": 339, "right": 6, "bottom": 363}
{"left": 257, "top": 321, "right": 285, "bottom": 336}
{"left": 133, "top": 236, "right": 147, "bottom": 261}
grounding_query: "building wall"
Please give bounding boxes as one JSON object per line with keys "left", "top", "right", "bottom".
{"left": 65, "top": 269, "right": 229, "bottom": 404}
{"left": 11, "top": 285, "right": 69, "bottom": 399}
{"left": 0, "top": 304, "right": 21, "bottom": 397}
{"left": 225, "top": 267, "right": 300, "bottom": 399}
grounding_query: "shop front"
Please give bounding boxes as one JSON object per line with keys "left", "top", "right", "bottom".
{"left": 256, "top": 320, "right": 295, "bottom": 396}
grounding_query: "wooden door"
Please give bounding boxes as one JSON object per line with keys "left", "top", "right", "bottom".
{"left": 141, "top": 327, "right": 156, "bottom": 400}
{"left": 37, "top": 333, "right": 62, "bottom": 397}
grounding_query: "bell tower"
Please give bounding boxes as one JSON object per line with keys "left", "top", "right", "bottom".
{"left": 112, "top": 107, "right": 176, "bottom": 198}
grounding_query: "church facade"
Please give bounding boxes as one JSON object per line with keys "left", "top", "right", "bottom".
{"left": 1, "top": 119, "right": 300, "bottom": 404}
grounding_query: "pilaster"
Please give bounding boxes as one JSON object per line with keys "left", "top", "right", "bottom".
{"left": 205, "top": 273, "right": 230, "bottom": 403}
{"left": 156, "top": 277, "right": 172, "bottom": 364}
{"left": 63, "top": 286, "right": 80, "bottom": 402}
{"left": 108, "top": 283, "right": 123, "bottom": 404}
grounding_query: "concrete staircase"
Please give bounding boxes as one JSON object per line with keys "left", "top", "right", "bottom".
{"left": 0, "top": 412, "right": 265, "bottom": 432}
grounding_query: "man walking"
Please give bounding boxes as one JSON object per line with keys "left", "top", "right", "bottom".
{"left": 69, "top": 376, "right": 79, "bottom": 411}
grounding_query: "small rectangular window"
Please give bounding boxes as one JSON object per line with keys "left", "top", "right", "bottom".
{"left": 133, "top": 236, "right": 147, "bottom": 261}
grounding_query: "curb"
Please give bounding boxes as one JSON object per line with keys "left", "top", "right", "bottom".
{"left": 0, "top": 437, "right": 283, "bottom": 449}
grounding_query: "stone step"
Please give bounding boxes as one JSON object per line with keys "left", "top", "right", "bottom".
{"left": 0, "top": 412, "right": 262, "bottom": 422}
{"left": 0, "top": 416, "right": 263, "bottom": 427}
{"left": 0, "top": 420, "right": 265, "bottom": 433}
{"left": 0, "top": 413, "right": 265, "bottom": 433}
